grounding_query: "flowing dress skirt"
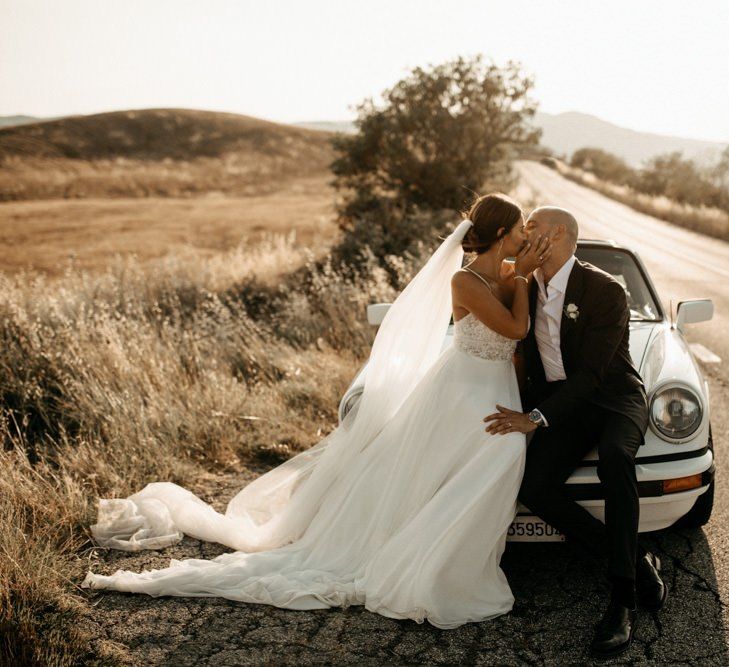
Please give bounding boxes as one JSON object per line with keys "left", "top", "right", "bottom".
{"left": 83, "top": 346, "right": 526, "bottom": 629}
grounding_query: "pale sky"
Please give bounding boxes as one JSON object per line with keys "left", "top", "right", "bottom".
{"left": 1, "top": 0, "right": 728, "bottom": 142}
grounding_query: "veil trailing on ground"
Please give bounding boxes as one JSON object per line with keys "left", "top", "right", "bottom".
{"left": 89, "top": 219, "right": 474, "bottom": 554}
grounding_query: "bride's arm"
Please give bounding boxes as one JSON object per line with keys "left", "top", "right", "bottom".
{"left": 451, "top": 272, "right": 531, "bottom": 340}
{"left": 451, "top": 237, "right": 550, "bottom": 340}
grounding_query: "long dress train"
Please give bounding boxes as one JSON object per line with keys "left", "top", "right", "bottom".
{"left": 82, "top": 314, "right": 525, "bottom": 629}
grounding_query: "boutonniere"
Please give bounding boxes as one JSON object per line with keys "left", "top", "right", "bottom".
{"left": 564, "top": 303, "right": 580, "bottom": 321}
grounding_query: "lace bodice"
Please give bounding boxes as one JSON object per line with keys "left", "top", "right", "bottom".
{"left": 453, "top": 266, "right": 517, "bottom": 361}
{"left": 453, "top": 312, "right": 517, "bottom": 361}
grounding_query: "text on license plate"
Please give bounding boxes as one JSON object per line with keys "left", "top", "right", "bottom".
{"left": 507, "top": 515, "right": 565, "bottom": 542}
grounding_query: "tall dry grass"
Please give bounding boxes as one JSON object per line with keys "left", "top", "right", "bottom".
{"left": 0, "top": 234, "right": 411, "bottom": 665}
{"left": 0, "top": 176, "right": 337, "bottom": 276}
{"left": 0, "top": 154, "right": 332, "bottom": 201}
{"left": 556, "top": 163, "right": 729, "bottom": 241}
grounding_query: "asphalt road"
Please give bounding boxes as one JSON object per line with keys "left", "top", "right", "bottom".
{"left": 84, "top": 165, "right": 728, "bottom": 665}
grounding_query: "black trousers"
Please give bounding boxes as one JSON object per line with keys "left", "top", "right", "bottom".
{"left": 518, "top": 400, "right": 643, "bottom": 580}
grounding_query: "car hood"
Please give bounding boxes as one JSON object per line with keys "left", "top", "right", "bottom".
{"left": 628, "top": 322, "right": 656, "bottom": 374}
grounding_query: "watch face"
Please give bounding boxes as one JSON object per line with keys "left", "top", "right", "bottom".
{"left": 528, "top": 410, "right": 541, "bottom": 423}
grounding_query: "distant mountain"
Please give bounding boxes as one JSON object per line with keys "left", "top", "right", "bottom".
{"left": 0, "top": 114, "right": 48, "bottom": 128}
{"left": 534, "top": 111, "right": 726, "bottom": 166}
{"left": 295, "top": 121, "right": 356, "bottom": 134}
{"left": 295, "top": 113, "right": 727, "bottom": 167}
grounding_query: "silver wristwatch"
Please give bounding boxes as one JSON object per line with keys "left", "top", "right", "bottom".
{"left": 528, "top": 409, "right": 545, "bottom": 427}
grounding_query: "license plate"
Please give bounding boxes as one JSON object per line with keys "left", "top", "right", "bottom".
{"left": 507, "top": 515, "right": 565, "bottom": 542}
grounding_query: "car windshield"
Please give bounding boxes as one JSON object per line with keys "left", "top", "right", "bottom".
{"left": 576, "top": 247, "right": 661, "bottom": 321}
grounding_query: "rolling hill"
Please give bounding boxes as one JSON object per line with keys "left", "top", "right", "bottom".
{"left": 0, "top": 108, "right": 333, "bottom": 160}
{"left": 0, "top": 109, "right": 336, "bottom": 200}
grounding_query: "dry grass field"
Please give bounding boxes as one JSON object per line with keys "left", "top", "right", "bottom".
{"left": 0, "top": 109, "right": 342, "bottom": 277}
{"left": 0, "top": 175, "right": 337, "bottom": 275}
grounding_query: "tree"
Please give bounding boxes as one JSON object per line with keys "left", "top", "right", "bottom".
{"left": 636, "top": 152, "right": 716, "bottom": 206}
{"left": 711, "top": 146, "right": 729, "bottom": 211}
{"left": 570, "top": 147, "right": 634, "bottom": 185}
{"left": 331, "top": 56, "right": 540, "bottom": 222}
{"left": 713, "top": 146, "right": 729, "bottom": 188}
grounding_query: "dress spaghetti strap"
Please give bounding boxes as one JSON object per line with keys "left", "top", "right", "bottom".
{"left": 461, "top": 266, "right": 493, "bottom": 291}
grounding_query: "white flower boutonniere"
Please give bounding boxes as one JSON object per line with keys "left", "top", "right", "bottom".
{"left": 564, "top": 303, "right": 580, "bottom": 320}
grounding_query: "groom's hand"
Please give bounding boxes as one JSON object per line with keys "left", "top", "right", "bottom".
{"left": 483, "top": 405, "right": 538, "bottom": 434}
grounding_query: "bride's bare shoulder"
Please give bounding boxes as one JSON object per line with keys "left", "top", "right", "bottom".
{"left": 451, "top": 269, "right": 485, "bottom": 292}
{"left": 451, "top": 268, "right": 469, "bottom": 286}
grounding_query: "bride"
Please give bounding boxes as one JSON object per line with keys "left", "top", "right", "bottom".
{"left": 82, "top": 193, "right": 551, "bottom": 629}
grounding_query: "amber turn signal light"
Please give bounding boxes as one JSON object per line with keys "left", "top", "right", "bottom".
{"left": 663, "top": 474, "right": 703, "bottom": 494}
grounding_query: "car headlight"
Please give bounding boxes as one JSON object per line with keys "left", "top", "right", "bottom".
{"left": 340, "top": 390, "right": 363, "bottom": 421}
{"left": 649, "top": 384, "right": 703, "bottom": 441}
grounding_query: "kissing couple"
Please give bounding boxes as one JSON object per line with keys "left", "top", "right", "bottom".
{"left": 83, "top": 193, "right": 666, "bottom": 659}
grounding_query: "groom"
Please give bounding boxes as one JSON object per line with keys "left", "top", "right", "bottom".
{"left": 484, "top": 206, "right": 666, "bottom": 658}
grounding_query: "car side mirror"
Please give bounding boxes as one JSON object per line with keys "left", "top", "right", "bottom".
{"left": 367, "top": 303, "right": 391, "bottom": 326}
{"left": 675, "top": 299, "right": 713, "bottom": 333}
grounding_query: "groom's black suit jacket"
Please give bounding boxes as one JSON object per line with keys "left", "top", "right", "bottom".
{"left": 518, "top": 259, "right": 649, "bottom": 440}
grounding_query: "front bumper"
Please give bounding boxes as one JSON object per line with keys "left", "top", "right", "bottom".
{"left": 512, "top": 449, "right": 714, "bottom": 536}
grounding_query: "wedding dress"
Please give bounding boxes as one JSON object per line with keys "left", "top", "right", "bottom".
{"left": 82, "top": 220, "right": 527, "bottom": 629}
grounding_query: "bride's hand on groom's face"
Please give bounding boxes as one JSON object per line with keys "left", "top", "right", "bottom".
{"left": 483, "top": 405, "right": 538, "bottom": 435}
{"left": 514, "top": 235, "right": 552, "bottom": 277}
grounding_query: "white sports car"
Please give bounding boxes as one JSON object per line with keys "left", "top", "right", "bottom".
{"left": 338, "top": 240, "right": 715, "bottom": 541}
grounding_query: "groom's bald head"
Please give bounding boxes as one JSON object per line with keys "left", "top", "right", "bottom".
{"left": 526, "top": 206, "right": 579, "bottom": 250}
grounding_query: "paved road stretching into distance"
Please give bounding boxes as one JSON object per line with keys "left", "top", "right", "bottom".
{"left": 84, "top": 164, "right": 729, "bottom": 666}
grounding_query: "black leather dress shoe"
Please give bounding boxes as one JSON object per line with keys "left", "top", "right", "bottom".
{"left": 636, "top": 551, "right": 667, "bottom": 611}
{"left": 591, "top": 601, "right": 637, "bottom": 659}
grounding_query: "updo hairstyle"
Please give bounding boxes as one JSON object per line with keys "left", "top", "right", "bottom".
{"left": 461, "top": 193, "right": 523, "bottom": 254}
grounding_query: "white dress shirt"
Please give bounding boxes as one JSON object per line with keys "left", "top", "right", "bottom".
{"left": 531, "top": 255, "right": 577, "bottom": 426}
